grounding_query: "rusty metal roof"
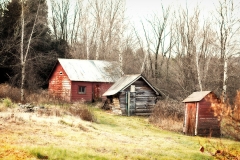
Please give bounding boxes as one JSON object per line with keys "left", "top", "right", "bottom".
{"left": 103, "top": 74, "right": 159, "bottom": 96}
{"left": 182, "top": 91, "right": 212, "bottom": 102}
{"left": 58, "top": 58, "right": 121, "bottom": 82}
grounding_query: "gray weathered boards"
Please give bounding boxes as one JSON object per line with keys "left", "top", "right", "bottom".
{"left": 103, "top": 74, "right": 160, "bottom": 116}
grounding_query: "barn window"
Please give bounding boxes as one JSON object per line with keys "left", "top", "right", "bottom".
{"left": 78, "top": 86, "right": 86, "bottom": 94}
{"left": 59, "top": 71, "right": 63, "bottom": 75}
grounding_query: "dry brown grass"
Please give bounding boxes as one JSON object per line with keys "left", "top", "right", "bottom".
{"left": 0, "top": 83, "right": 21, "bottom": 102}
{"left": 149, "top": 98, "right": 184, "bottom": 132}
{"left": 69, "top": 102, "right": 96, "bottom": 122}
{"left": 0, "top": 83, "right": 69, "bottom": 105}
{"left": 0, "top": 83, "right": 96, "bottom": 124}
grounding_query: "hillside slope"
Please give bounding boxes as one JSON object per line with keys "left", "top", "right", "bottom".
{"left": 0, "top": 108, "right": 239, "bottom": 160}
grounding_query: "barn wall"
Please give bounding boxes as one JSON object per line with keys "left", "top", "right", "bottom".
{"left": 96, "top": 82, "right": 113, "bottom": 101}
{"left": 71, "top": 82, "right": 113, "bottom": 102}
{"left": 48, "top": 63, "right": 71, "bottom": 101}
{"left": 197, "top": 94, "right": 221, "bottom": 137}
{"left": 71, "top": 81, "right": 93, "bottom": 102}
{"left": 119, "top": 78, "right": 157, "bottom": 116}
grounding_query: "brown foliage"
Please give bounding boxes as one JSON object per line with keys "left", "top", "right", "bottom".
{"left": 0, "top": 83, "right": 70, "bottom": 105}
{"left": 210, "top": 91, "right": 240, "bottom": 141}
{"left": 69, "top": 102, "right": 96, "bottom": 122}
{"left": 202, "top": 90, "right": 240, "bottom": 159}
{"left": 149, "top": 98, "right": 184, "bottom": 132}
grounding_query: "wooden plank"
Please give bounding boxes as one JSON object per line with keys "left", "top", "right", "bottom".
{"left": 132, "top": 80, "right": 146, "bottom": 85}
{"left": 136, "top": 113, "right": 152, "bottom": 116}
{"left": 135, "top": 109, "right": 153, "bottom": 113}
{"left": 136, "top": 105, "right": 155, "bottom": 109}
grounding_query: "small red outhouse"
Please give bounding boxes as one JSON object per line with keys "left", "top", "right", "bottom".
{"left": 182, "top": 91, "right": 221, "bottom": 137}
{"left": 48, "top": 58, "right": 121, "bottom": 102}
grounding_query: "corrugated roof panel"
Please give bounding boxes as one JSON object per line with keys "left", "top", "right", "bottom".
{"left": 58, "top": 58, "right": 121, "bottom": 82}
{"left": 103, "top": 74, "right": 140, "bottom": 96}
{"left": 103, "top": 74, "right": 159, "bottom": 96}
{"left": 182, "top": 91, "right": 211, "bottom": 102}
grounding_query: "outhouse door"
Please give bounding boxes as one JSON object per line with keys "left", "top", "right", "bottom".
{"left": 185, "top": 103, "right": 197, "bottom": 135}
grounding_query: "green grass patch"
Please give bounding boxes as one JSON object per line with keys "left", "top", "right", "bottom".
{"left": 1, "top": 102, "right": 239, "bottom": 160}
{"left": 28, "top": 146, "right": 121, "bottom": 160}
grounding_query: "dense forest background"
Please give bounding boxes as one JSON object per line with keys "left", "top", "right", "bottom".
{"left": 0, "top": 0, "right": 240, "bottom": 102}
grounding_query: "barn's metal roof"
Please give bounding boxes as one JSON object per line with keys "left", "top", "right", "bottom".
{"left": 103, "top": 74, "right": 159, "bottom": 96}
{"left": 58, "top": 58, "right": 121, "bottom": 82}
{"left": 182, "top": 91, "right": 212, "bottom": 102}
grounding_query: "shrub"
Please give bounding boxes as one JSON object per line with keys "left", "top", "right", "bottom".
{"left": 150, "top": 98, "right": 184, "bottom": 119}
{"left": 69, "top": 102, "right": 96, "bottom": 122}
{"left": 201, "top": 91, "right": 240, "bottom": 159}
{"left": 2, "top": 97, "right": 14, "bottom": 108}
{"left": 149, "top": 98, "right": 184, "bottom": 132}
{"left": 0, "top": 83, "right": 21, "bottom": 102}
{"left": 0, "top": 83, "right": 70, "bottom": 105}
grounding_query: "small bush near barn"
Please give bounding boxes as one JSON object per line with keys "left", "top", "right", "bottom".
{"left": 149, "top": 98, "right": 184, "bottom": 132}
{"left": 69, "top": 102, "right": 96, "bottom": 122}
{"left": 0, "top": 84, "right": 21, "bottom": 102}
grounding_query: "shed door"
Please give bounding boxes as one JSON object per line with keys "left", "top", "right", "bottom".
{"left": 126, "top": 89, "right": 136, "bottom": 116}
{"left": 185, "top": 103, "right": 197, "bottom": 135}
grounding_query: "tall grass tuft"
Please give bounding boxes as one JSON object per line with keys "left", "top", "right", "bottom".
{"left": 149, "top": 98, "right": 184, "bottom": 132}
{"left": 69, "top": 102, "right": 96, "bottom": 122}
{"left": 0, "top": 83, "right": 71, "bottom": 106}
{"left": 0, "top": 83, "right": 21, "bottom": 102}
{"left": 2, "top": 98, "right": 13, "bottom": 108}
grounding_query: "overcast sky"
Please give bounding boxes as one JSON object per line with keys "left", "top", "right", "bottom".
{"left": 125, "top": 0, "right": 217, "bottom": 25}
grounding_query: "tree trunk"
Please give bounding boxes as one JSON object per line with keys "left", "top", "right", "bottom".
{"left": 21, "top": 63, "right": 25, "bottom": 102}
{"left": 196, "top": 51, "right": 202, "bottom": 91}
{"left": 222, "top": 57, "right": 228, "bottom": 102}
{"left": 20, "top": 0, "right": 40, "bottom": 102}
{"left": 20, "top": 0, "right": 25, "bottom": 102}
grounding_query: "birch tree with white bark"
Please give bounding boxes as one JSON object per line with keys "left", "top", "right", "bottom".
{"left": 20, "top": 0, "right": 42, "bottom": 101}
{"left": 214, "top": 0, "right": 240, "bottom": 101}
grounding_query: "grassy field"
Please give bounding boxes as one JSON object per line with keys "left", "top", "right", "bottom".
{"left": 0, "top": 105, "right": 239, "bottom": 160}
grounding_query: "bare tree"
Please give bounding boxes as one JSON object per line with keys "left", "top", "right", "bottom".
{"left": 214, "top": 0, "right": 240, "bottom": 101}
{"left": 141, "top": 5, "right": 171, "bottom": 83}
{"left": 20, "top": 0, "right": 40, "bottom": 101}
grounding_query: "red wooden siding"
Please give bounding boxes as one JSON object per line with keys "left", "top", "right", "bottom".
{"left": 185, "top": 103, "right": 197, "bottom": 136}
{"left": 49, "top": 63, "right": 71, "bottom": 101}
{"left": 183, "top": 92, "right": 220, "bottom": 137}
{"left": 197, "top": 94, "right": 220, "bottom": 137}
{"left": 71, "top": 82, "right": 113, "bottom": 102}
{"left": 95, "top": 82, "right": 113, "bottom": 101}
{"left": 71, "top": 82, "right": 93, "bottom": 102}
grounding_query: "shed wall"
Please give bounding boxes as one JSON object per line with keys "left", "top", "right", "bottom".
{"left": 197, "top": 95, "right": 220, "bottom": 137}
{"left": 119, "top": 78, "right": 157, "bottom": 116}
{"left": 183, "top": 92, "right": 221, "bottom": 137}
{"left": 48, "top": 63, "right": 71, "bottom": 101}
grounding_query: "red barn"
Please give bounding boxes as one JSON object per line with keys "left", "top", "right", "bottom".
{"left": 48, "top": 58, "right": 121, "bottom": 102}
{"left": 182, "top": 91, "right": 221, "bottom": 137}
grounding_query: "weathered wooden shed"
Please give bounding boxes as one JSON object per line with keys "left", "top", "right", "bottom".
{"left": 182, "top": 91, "right": 221, "bottom": 137}
{"left": 48, "top": 58, "right": 121, "bottom": 102}
{"left": 103, "top": 74, "right": 160, "bottom": 116}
